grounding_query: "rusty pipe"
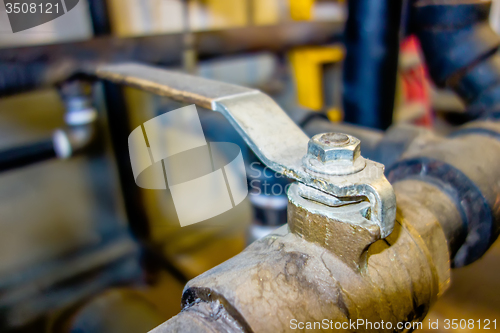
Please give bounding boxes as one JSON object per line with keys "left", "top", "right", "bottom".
{"left": 92, "top": 63, "right": 457, "bottom": 332}
{"left": 151, "top": 178, "right": 453, "bottom": 333}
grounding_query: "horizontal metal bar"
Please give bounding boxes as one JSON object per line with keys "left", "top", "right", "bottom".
{"left": 0, "top": 21, "right": 343, "bottom": 96}
{"left": 96, "top": 63, "right": 309, "bottom": 177}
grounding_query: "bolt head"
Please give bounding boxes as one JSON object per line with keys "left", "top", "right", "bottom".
{"left": 307, "top": 132, "right": 361, "bottom": 164}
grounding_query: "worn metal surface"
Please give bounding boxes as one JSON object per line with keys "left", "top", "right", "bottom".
{"left": 120, "top": 64, "right": 499, "bottom": 330}
{"left": 302, "top": 118, "right": 384, "bottom": 162}
{"left": 388, "top": 121, "right": 500, "bottom": 266}
{"left": 303, "top": 133, "right": 366, "bottom": 176}
{"left": 393, "top": 180, "right": 464, "bottom": 264}
{"left": 149, "top": 137, "right": 462, "bottom": 332}
{"left": 93, "top": 66, "right": 463, "bottom": 332}
{"left": 115, "top": 67, "right": 473, "bottom": 332}
{"left": 96, "top": 63, "right": 396, "bottom": 239}
{"left": 306, "top": 117, "right": 500, "bottom": 267}
{"left": 296, "top": 183, "right": 362, "bottom": 208}
{"left": 307, "top": 133, "right": 359, "bottom": 163}
{"left": 152, "top": 177, "right": 451, "bottom": 332}
{"left": 155, "top": 299, "right": 246, "bottom": 333}
{"left": 288, "top": 183, "right": 379, "bottom": 270}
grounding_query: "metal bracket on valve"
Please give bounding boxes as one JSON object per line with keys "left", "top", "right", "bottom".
{"left": 96, "top": 63, "right": 396, "bottom": 240}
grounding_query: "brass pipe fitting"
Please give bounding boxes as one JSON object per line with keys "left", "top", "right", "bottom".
{"left": 153, "top": 180, "right": 451, "bottom": 332}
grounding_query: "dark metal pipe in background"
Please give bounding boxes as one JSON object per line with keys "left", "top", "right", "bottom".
{"left": 388, "top": 121, "right": 500, "bottom": 267}
{"left": 87, "top": 0, "right": 112, "bottom": 36}
{"left": 0, "top": 140, "right": 55, "bottom": 173}
{"left": 102, "top": 82, "right": 150, "bottom": 243}
{"left": 101, "top": 82, "right": 189, "bottom": 284}
{"left": 342, "top": 0, "right": 403, "bottom": 129}
{"left": 411, "top": 0, "right": 500, "bottom": 120}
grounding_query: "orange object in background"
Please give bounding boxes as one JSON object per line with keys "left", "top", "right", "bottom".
{"left": 398, "top": 35, "right": 433, "bottom": 127}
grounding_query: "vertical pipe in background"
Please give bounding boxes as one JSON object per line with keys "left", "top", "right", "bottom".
{"left": 182, "top": 0, "right": 197, "bottom": 73}
{"left": 102, "top": 82, "right": 151, "bottom": 241}
{"left": 342, "top": 0, "right": 403, "bottom": 129}
{"left": 102, "top": 82, "right": 188, "bottom": 283}
{"left": 87, "top": 0, "right": 112, "bottom": 36}
{"left": 411, "top": 0, "right": 500, "bottom": 119}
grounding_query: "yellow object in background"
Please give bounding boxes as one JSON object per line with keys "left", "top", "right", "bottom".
{"left": 326, "top": 107, "right": 343, "bottom": 123}
{"left": 253, "top": 0, "right": 281, "bottom": 25}
{"left": 107, "top": 0, "right": 248, "bottom": 37}
{"left": 290, "top": 0, "right": 315, "bottom": 21}
{"left": 106, "top": 0, "right": 343, "bottom": 36}
{"left": 107, "top": 0, "right": 184, "bottom": 37}
{"left": 190, "top": 0, "right": 247, "bottom": 30}
{"left": 289, "top": 46, "right": 344, "bottom": 111}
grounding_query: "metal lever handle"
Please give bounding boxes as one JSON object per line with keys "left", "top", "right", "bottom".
{"left": 96, "top": 63, "right": 396, "bottom": 237}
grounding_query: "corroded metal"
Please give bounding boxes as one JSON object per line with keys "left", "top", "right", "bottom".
{"left": 156, "top": 300, "right": 246, "bottom": 333}
{"left": 153, "top": 181, "right": 451, "bottom": 332}
{"left": 288, "top": 183, "right": 380, "bottom": 270}
{"left": 95, "top": 65, "right": 453, "bottom": 332}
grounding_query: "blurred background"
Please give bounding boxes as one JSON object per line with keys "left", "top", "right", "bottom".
{"left": 0, "top": 0, "right": 499, "bottom": 332}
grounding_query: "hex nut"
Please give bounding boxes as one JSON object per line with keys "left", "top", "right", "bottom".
{"left": 307, "top": 133, "right": 361, "bottom": 164}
